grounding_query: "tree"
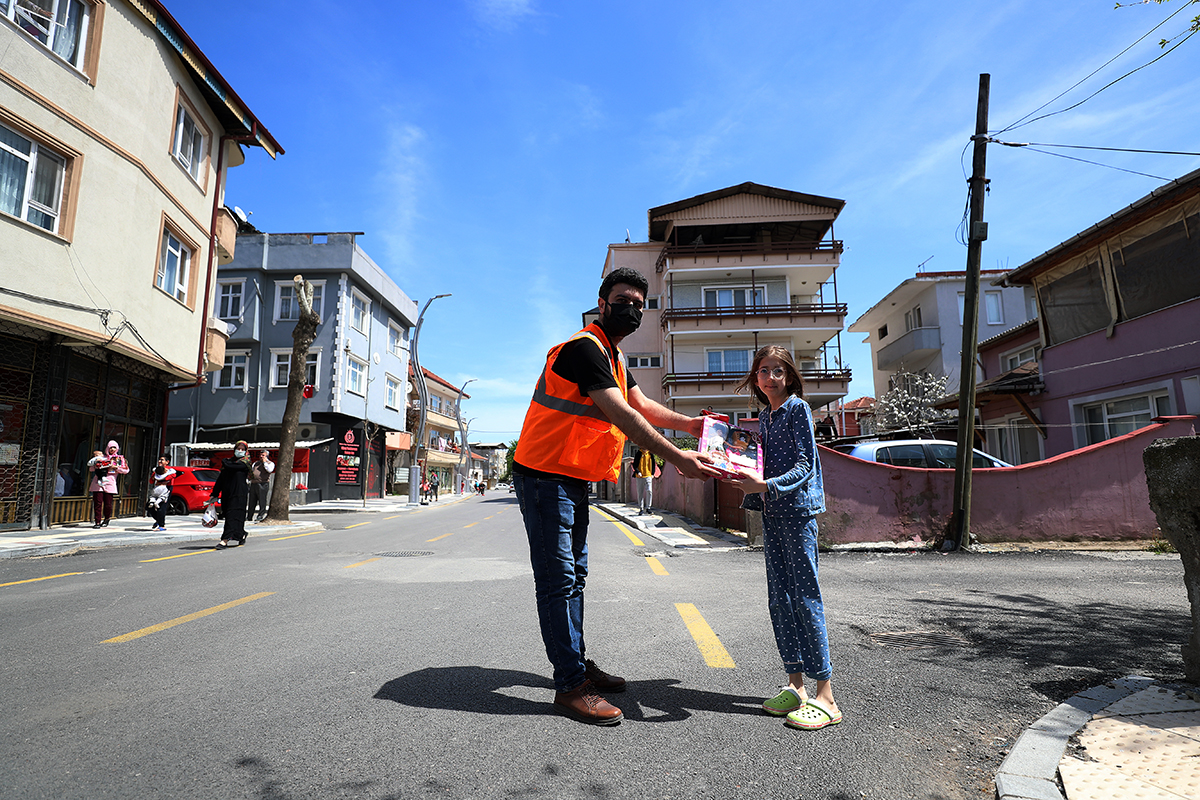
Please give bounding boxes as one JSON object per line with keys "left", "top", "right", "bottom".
{"left": 873, "top": 371, "right": 954, "bottom": 434}
{"left": 504, "top": 438, "right": 518, "bottom": 480}
{"left": 266, "top": 276, "right": 320, "bottom": 522}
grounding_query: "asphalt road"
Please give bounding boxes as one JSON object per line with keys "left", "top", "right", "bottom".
{"left": 0, "top": 495, "right": 1189, "bottom": 800}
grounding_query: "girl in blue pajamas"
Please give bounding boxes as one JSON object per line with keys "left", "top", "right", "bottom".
{"left": 729, "top": 345, "right": 842, "bottom": 730}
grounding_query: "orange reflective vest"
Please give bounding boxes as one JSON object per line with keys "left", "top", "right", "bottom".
{"left": 514, "top": 324, "right": 628, "bottom": 483}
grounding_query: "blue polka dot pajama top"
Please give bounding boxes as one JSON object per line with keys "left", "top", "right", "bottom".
{"left": 741, "top": 394, "right": 831, "bottom": 681}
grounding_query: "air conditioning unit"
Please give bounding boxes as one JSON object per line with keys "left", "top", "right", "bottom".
{"left": 298, "top": 425, "right": 317, "bottom": 439}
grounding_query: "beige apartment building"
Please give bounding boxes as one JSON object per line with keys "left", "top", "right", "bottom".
{"left": 600, "top": 182, "right": 851, "bottom": 428}
{"left": 0, "top": 0, "right": 280, "bottom": 528}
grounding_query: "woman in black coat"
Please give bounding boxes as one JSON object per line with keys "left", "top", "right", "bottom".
{"left": 209, "top": 440, "right": 252, "bottom": 548}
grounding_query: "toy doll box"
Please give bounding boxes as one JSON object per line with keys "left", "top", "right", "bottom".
{"left": 697, "top": 416, "right": 763, "bottom": 480}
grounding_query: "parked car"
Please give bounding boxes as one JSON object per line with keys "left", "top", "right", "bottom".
{"left": 830, "top": 440, "right": 1013, "bottom": 469}
{"left": 158, "top": 465, "right": 222, "bottom": 514}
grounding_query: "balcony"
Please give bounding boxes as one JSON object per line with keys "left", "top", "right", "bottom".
{"left": 662, "top": 303, "right": 847, "bottom": 338}
{"left": 877, "top": 327, "right": 941, "bottom": 370}
{"left": 215, "top": 207, "right": 238, "bottom": 265}
{"left": 655, "top": 240, "right": 843, "bottom": 273}
{"left": 663, "top": 368, "right": 852, "bottom": 398}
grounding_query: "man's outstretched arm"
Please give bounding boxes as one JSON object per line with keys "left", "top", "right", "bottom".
{"left": 588, "top": 387, "right": 717, "bottom": 480}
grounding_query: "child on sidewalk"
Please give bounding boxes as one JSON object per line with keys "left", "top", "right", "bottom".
{"left": 728, "top": 345, "right": 842, "bottom": 731}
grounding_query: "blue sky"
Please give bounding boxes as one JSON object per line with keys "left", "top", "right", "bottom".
{"left": 170, "top": 0, "right": 1200, "bottom": 442}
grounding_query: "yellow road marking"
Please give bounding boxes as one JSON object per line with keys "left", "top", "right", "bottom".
{"left": 1, "top": 572, "right": 83, "bottom": 588}
{"left": 345, "top": 522, "right": 371, "bottom": 528}
{"left": 426, "top": 531, "right": 454, "bottom": 542}
{"left": 383, "top": 515, "right": 401, "bottom": 520}
{"left": 102, "top": 592, "right": 275, "bottom": 643}
{"left": 464, "top": 522, "right": 479, "bottom": 528}
{"left": 675, "top": 602, "right": 736, "bottom": 668}
{"left": 140, "top": 550, "right": 213, "bottom": 563}
{"left": 645, "top": 556, "right": 669, "bottom": 576}
{"left": 344, "top": 557, "right": 381, "bottom": 569}
{"left": 596, "top": 508, "right": 645, "bottom": 544}
{"left": 270, "top": 531, "right": 324, "bottom": 541}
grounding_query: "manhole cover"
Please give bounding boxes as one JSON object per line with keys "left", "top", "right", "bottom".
{"left": 376, "top": 551, "right": 435, "bottom": 558}
{"left": 870, "top": 630, "right": 969, "bottom": 649}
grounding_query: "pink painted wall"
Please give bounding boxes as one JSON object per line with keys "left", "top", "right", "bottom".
{"left": 816, "top": 416, "right": 1197, "bottom": 544}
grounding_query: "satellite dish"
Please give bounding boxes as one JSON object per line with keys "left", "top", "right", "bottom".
{"left": 372, "top": 353, "right": 381, "bottom": 364}
{"left": 232, "top": 206, "right": 248, "bottom": 224}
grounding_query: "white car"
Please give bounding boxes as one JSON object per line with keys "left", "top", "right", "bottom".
{"left": 830, "top": 439, "right": 1013, "bottom": 469}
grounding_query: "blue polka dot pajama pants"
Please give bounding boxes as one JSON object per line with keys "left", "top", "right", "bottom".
{"left": 763, "top": 513, "right": 831, "bottom": 681}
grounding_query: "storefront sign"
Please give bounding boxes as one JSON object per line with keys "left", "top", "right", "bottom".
{"left": 336, "top": 428, "right": 361, "bottom": 484}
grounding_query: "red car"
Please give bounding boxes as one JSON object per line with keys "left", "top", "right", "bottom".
{"left": 159, "top": 466, "right": 221, "bottom": 515}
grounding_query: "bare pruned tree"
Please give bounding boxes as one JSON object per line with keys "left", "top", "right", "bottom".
{"left": 266, "top": 276, "right": 320, "bottom": 522}
{"left": 874, "top": 370, "right": 954, "bottom": 434}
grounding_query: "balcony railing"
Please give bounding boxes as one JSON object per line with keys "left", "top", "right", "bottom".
{"left": 656, "top": 240, "right": 844, "bottom": 272}
{"left": 661, "top": 303, "right": 847, "bottom": 329}
{"left": 662, "top": 368, "right": 852, "bottom": 391}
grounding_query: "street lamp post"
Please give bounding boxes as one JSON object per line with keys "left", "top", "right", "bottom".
{"left": 408, "top": 293, "right": 451, "bottom": 506}
{"left": 455, "top": 378, "right": 476, "bottom": 494}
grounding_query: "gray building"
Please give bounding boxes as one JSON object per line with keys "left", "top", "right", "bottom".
{"left": 167, "top": 232, "right": 418, "bottom": 500}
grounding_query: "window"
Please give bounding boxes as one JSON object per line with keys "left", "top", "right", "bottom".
{"left": 1082, "top": 392, "right": 1171, "bottom": 445}
{"left": 156, "top": 227, "right": 191, "bottom": 303}
{"left": 630, "top": 355, "right": 661, "bottom": 368}
{"left": 172, "top": 102, "right": 208, "bottom": 182}
{"left": 276, "top": 281, "right": 324, "bottom": 322}
{"left": 1004, "top": 346, "right": 1036, "bottom": 371}
{"left": 216, "top": 280, "right": 243, "bottom": 320}
{"left": 4, "top": 0, "right": 91, "bottom": 69}
{"left": 430, "top": 395, "right": 441, "bottom": 412}
{"left": 346, "top": 356, "right": 366, "bottom": 396}
{"left": 704, "top": 287, "right": 764, "bottom": 308}
{"left": 707, "top": 349, "right": 751, "bottom": 374}
{"left": 385, "top": 375, "right": 401, "bottom": 409}
{"left": 984, "top": 291, "right": 1004, "bottom": 325}
{"left": 877, "top": 324, "right": 888, "bottom": 340}
{"left": 0, "top": 121, "right": 65, "bottom": 233}
{"left": 905, "top": 305, "right": 922, "bottom": 332}
{"left": 351, "top": 290, "right": 370, "bottom": 332}
{"left": 388, "top": 321, "right": 407, "bottom": 356}
{"left": 216, "top": 351, "right": 248, "bottom": 389}
{"left": 645, "top": 297, "right": 660, "bottom": 310}
{"left": 270, "top": 350, "right": 318, "bottom": 389}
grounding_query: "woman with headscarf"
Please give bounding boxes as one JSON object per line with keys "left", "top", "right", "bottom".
{"left": 87, "top": 440, "right": 129, "bottom": 528}
{"left": 208, "top": 440, "right": 252, "bottom": 549}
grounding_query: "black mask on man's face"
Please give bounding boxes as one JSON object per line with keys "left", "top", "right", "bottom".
{"left": 601, "top": 301, "right": 642, "bottom": 337}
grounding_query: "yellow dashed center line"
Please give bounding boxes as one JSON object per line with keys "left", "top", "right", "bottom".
{"left": 645, "top": 556, "right": 669, "bottom": 576}
{"left": 140, "top": 550, "right": 213, "bottom": 562}
{"left": 270, "top": 531, "right": 324, "bottom": 541}
{"left": 344, "top": 557, "right": 381, "bottom": 569}
{"left": 464, "top": 522, "right": 479, "bottom": 528}
{"left": 102, "top": 592, "right": 275, "bottom": 643}
{"left": 1, "top": 572, "right": 84, "bottom": 588}
{"left": 426, "top": 531, "right": 455, "bottom": 542}
{"left": 383, "top": 515, "right": 401, "bottom": 520}
{"left": 675, "top": 602, "right": 736, "bottom": 668}
{"left": 345, "top": 521, "right": 371, "bottom": 528}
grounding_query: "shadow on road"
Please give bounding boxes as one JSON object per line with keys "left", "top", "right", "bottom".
{"left": 374, "top": 666, "right": 760, "bottom": 722}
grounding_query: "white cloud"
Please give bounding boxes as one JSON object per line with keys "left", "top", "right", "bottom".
{"left": 471, "top": 0, "right": 536, "bottom": 32}
{"left": 375, "top": 121, "right": 428, "bottom": 272}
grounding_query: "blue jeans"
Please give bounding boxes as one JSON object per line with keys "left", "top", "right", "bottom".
{"left": 514, "top": 474, "right": 590, "bottom": 692}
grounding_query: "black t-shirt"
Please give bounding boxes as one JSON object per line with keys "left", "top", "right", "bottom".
{"left": 513, "top": 328, "right": 635, "bottom": 483}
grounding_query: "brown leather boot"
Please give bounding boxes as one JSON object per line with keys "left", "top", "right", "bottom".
{"left": 584, "top": 659, "right": 627, "bottom": 692}
{"left": 553, "top": 679, "right": 623, "bottom": 725}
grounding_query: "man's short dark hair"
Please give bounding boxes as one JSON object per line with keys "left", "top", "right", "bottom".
{"left": 599, "top": 268, "right": 649, "bottom": 302}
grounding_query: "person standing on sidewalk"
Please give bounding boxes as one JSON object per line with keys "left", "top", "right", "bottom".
{"left": 429, "top": 472, "right": 439, "bottom": 502}
{"left": 87, "top": 440, "right": 128, "bottom": 528}
{"left": 512, "top": 267, "right": 720, "bottom": 726}
{"left": 208, "top": 441, "right": 251, "bottom": 549}
{"left": 147, "top": 457, "right": 176, "bottom": 531}
{"left": 247, "top": 450, "right": 275, "bottom": 523}
{"left": 632, "top": 447, "right": 656, "bottom": 514}
{"left": 729, "top": 345, "right": 842, "bottom": 731}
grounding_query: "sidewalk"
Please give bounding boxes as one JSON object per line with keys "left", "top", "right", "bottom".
{"left": 0, "top": 491, "right": 476, "bottom": 559}
{"left": 593, "top": 500, "right": 747, "bottom": 550}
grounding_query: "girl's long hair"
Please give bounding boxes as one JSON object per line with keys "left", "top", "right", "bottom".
{"left": 734, "top": 345, "right": 806, "bottom": 406}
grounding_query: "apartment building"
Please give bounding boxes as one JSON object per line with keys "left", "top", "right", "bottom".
{"left": 406, "top": 364, "right": 470, "bottom": 494}
{"left": 601, "top": 182, "right": 851, "bottom": 427}
{"left": 0, "top": 0, "right": 280, "bottom": 528}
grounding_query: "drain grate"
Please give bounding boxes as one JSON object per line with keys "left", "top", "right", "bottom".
{"left": 870, "top": 630, "right": 970, "bottom": 649}
{"left": 376, "top": 551, "right": 435, "bottom": 558}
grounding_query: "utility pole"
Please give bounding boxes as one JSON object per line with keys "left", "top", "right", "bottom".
{"left": 407, "top": 294, "right": 451, "bottom": 506}
{"left": 946, "top": 73, "right": 991, "bottom": 552}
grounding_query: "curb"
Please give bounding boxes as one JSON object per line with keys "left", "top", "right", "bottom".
{"left": 594, "top": 502, "right": 747, "bottom": 549}
{"left": 993, "top": 674, "right": 1154, "bottom": 800}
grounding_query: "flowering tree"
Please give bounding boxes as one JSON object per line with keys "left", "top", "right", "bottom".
{"left": 873, "top": 371, "right": 954, "bottom": 434}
